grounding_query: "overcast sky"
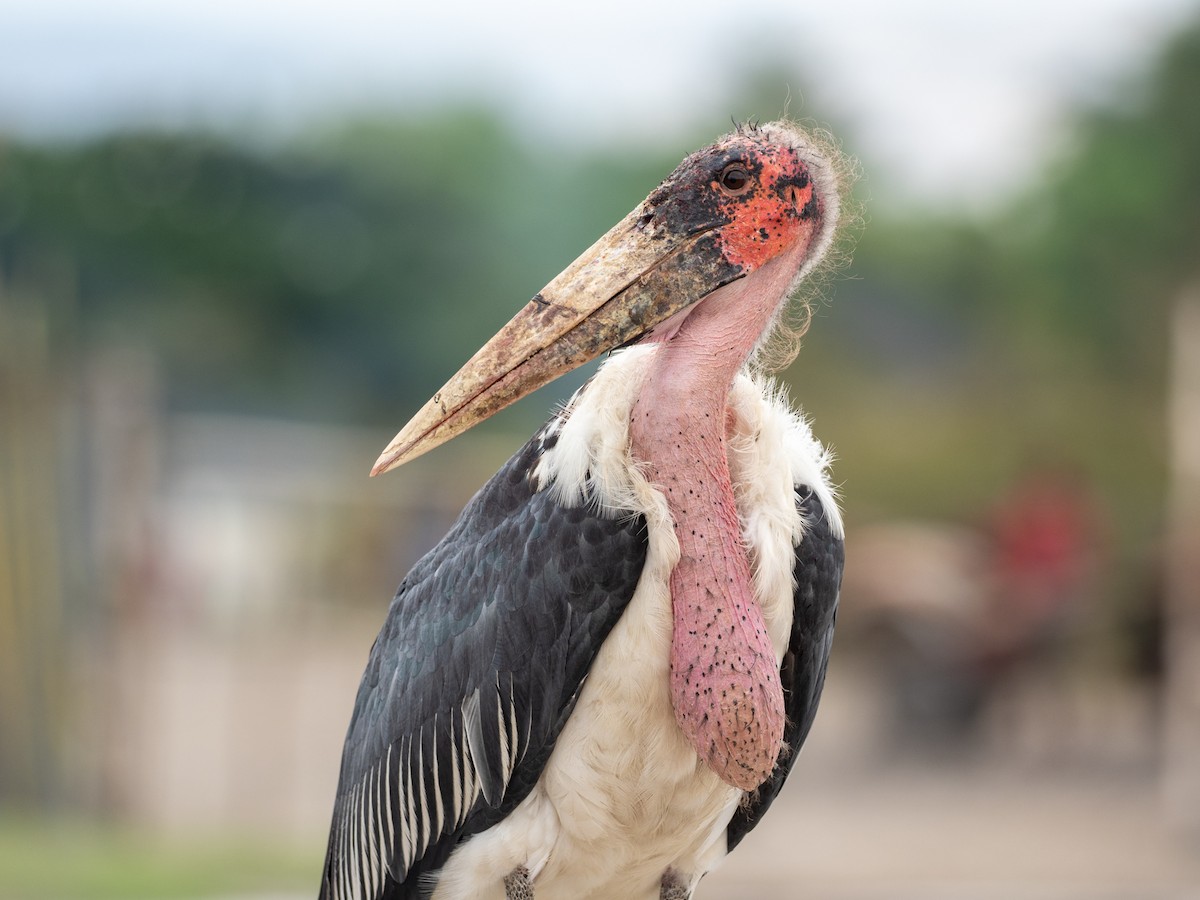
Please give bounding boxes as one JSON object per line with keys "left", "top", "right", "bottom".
{"left": 1, "top": 0, "right": 1196, "bottom": 207}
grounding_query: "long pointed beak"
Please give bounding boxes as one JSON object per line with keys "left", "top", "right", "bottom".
{"left": 372, "top": 204, "right": 742, "bottom": 475}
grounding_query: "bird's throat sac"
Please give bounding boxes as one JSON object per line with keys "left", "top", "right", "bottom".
{"left": 668, "top": 563, "right": 786, "bottom": 791}
{"left": 633, "top": 418, "right": 786, "bottom": 791}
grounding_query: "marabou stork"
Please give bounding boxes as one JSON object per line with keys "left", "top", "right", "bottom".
{"left": 321, "top": 121, "right": 847, "bottom": 900}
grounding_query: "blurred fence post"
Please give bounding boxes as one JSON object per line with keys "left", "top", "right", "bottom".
{"left": 0, "top": 288, "right": 67, "bottom": 808}
{"left": 1164, "top": 285, "right": 1200, "bottom": 833}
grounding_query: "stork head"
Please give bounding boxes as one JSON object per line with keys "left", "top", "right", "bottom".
{"left": 373, "top": 121, "right": 842, "bottom": 475}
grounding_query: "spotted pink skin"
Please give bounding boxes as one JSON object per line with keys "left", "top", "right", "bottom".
{"left": 630, "top": 132, "right": 823, "bottom": 791}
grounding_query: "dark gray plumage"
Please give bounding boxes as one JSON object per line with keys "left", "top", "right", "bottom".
{"left": 319, "top": 420, "right": 843, "bottom": 899}
{"left": 321, "top": 424, "right": 648, "bottom": 900}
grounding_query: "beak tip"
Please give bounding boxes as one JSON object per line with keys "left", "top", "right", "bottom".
{"left": 370, "top": 448, "right": 402, "bottom": 478}
{"left": 372, "top": 414, "right": 445, "bottom": 477}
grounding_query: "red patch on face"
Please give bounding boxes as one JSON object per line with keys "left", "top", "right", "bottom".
{"left": 712, "top": 142, "right": 820, "bottom": 272}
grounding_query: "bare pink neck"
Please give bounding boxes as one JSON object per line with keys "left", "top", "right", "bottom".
{"left": 629, "top": 270, "right": 789, "bottom": 790}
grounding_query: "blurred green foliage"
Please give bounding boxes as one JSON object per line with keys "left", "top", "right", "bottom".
{"left": 817, "top": 16, "right": 1200, "bottom": 539}
{"left": 0, "top": 817, "right": 311, "bottom": 900}
{"left": 0, "top": 109, "right": 676, "bottom": 423}
{"left": 1015, "top": 18, "right": 1200, "bottom": 370}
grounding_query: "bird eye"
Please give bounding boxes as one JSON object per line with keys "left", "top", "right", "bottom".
{"left": 718, "top": 164, "right": 752, "bottom": 195}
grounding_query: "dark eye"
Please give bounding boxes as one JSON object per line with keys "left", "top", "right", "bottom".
{"left": 719, "top": 164, "right": 752, "bottom": 195}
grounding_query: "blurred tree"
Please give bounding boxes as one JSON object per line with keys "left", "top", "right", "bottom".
{"left": 1010, "top": 16, "right": 1200, "bottom": 377}
{"left": 812, "top": 14, "right": 1200, "bottom": 531}
{"left": 0, "top": 109, "right": 676, "bottom": 428}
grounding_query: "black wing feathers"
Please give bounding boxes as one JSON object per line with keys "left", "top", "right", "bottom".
{"left": 320, "top": 430, "right": 648, "bottom": 899}
{"left": 726, "top": 485, "right": 844, "bottom": 851}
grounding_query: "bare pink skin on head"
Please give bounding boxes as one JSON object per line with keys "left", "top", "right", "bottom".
{"left": 630, "top": 130, "right": 824, "bottom": 791}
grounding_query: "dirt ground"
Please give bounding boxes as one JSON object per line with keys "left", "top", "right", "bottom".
{"left": 697, "top": 664, "right": 1200, "bottom": 900}
{"left": 701, "top": 762, "right": 1200, "bottom": 900}
{"left": 230, "top": 664, "right": 1200, "bottom": 900}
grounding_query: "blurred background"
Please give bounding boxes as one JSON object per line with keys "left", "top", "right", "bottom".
{"left": 3, "top": 1, "right": 1200, "bottom": 897}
